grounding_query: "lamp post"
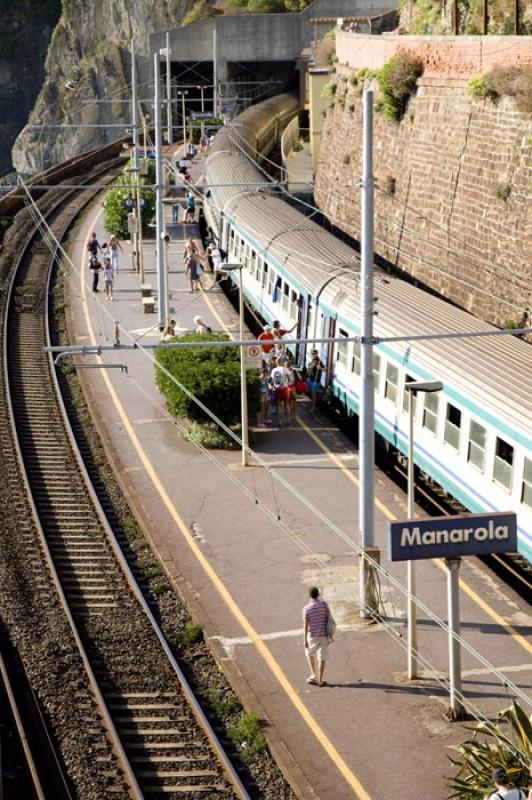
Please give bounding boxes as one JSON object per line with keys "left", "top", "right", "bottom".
{"left": 198, "top": 84, "right": 206, "bottom": 142}
{"left": 178, "top": 90, "right": 189, "bottom": 148}
{"left": 405, "top": 380, "right": 443, "bottom": 679}
{"left": 219, "top": 263, "right": 249, "bottom": 467}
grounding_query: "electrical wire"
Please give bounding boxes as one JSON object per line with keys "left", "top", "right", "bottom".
{"left": 19, "top": 176, "right": 532, "bottom": 717}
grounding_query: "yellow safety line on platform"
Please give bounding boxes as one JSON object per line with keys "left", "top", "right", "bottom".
{"left": 78, "top": 207, "right": 370, "bottom": 800}
{"left": 203, "top": 285, "right": 532, "bottom": 658}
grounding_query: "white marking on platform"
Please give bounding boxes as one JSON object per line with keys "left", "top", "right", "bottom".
{"left": 133, "top": 418, "right": 170, "bottom": 425}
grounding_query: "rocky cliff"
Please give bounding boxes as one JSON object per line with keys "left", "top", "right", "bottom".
{"left": 12, "top": 0, "right": 194, "bottom": 175}
{"left": 315, "top": 74, "right": 532, "bottom": 329}
{"left": 0, "top": 0, "right": 60, "bottom": 177}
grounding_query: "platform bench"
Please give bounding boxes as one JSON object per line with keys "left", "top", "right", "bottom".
{"left": 142, "top": 296, "right": 155, "bottom": 313}
{"left": 140, "top": 283, "right": 153, "bottom": 298}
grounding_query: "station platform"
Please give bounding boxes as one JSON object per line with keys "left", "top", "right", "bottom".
{"left": 63, "top": 152, "right": 532, "bottom": 800}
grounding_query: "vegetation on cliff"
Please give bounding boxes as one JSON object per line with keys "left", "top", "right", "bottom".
{"left": 402, "top": 0, "right": 532, "bottom": 34}
{"left": 468, "top": 66, "right": 532, "bottom": 113}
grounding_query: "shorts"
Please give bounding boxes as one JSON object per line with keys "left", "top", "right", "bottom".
{"left": 308, "top": 379, "right": 322, "bottom": 394}
{"left": 275, "top": 387, "right": 289, "bottom": 402}
{"left": 305, "top": 636, "right": 329, "bottom": 662}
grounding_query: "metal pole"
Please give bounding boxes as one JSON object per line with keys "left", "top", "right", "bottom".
{"left": 407, "top": 390, "right": 418, "bottom": 678}
{"left": 446, "top": 558, "right": 463, "bottom": 719}
{"left": 213, "top": 25, "right": 218, "bottom": 118}
{"left": 166, "top": 32, "right": 173, "bottom": 145}
{"left": 482, "top": 0, "right": 488, "bottom": 34}
{"left": 359, "top": 89, "right": 377, "bottom": 618}
{"left": 154, "top": 53, "right": 168, "bottom": 329}
{"left": 181, "top": 93, "right": 187, "bottom": 148}
{"left": 131, "top": 39, "right": 140, "bottom": 273}
{"left": 239, "top": 269, "right": 249, "bottom": 467}
{"left": 200, "top": 86, "right": 205, "bottom": 143}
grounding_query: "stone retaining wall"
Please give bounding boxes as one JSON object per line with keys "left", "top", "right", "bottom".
{"left": 314, "top": 77, "right": 532, "bottom": 328}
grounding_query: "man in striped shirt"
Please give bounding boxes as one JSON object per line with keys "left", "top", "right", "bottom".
{"left": 303, "top": 587, "right": 330, "bottom": 686}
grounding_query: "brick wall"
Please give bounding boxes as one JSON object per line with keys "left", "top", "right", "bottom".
{"left": 314, "top": 79, "right": 532, "bottom": 328}
{"left": 336, "top": 32, "right": 532, "bottom": 78}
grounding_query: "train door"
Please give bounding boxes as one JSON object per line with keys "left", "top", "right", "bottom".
{"left": 324, "top": 317, "right": 336, "bottom": 386}
{"left": 296, "top": 294, "right": 308, "bottom": 367}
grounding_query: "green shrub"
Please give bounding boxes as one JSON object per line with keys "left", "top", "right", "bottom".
{"left": 229, "top": 712, "right": 267, "bottom": 760}
{"left": 409, "top": 0, "right": 442, "bottom": 33}
{"left": 377, "top": 52, "right": 423, "bottom": 121}
{"left": 155, "top": 333, "right": 260, "bottom": 426}
{"left": 182, "top": 621, "right": 203, "bottom": 645}
{"left": 495, "top": 181, "right": 511, "bottom": 200}
{"left": 103, "top": 159, "right": 156, "bottom": 239}
{"left": 182, "top": 0, "right": 221, "bottom": 25}
{"left": 448, "top": 702, "right": 531, "bottom": 799}
{"left": 322, "top": 81, "right": 337, "bottom": 99}
{"left": 185, "top": 421, "right": 240, "bottom": 449}
{"left": 467, "top": 76, "right": 490, "bottom": 98}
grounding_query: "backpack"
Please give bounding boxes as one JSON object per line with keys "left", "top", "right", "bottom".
{"left": 326, "top": 612, "right": 336, "bottom": 641}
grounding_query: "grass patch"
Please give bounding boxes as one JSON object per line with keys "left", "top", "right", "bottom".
{"left": 182, "top": 621, "right": 203, "bottom": 646}
{"left": 205, "top": 688, "right": 241, "bottom": 718}
{"left": 377, "top": 52, "right": 423, "bottom": 121}
{"left": 229, "top": 713, "right": 267, "bottom": 760}
{"left": 495, "top": 181, "right": 511, "bottom": 200}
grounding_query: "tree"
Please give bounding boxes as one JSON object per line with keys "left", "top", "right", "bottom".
{"left": 155, "top": 333, "right": 260, "bottom": 427}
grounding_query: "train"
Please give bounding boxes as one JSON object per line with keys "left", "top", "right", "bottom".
{"left": 203, "top": 93, "right": 532, "bottom": 567}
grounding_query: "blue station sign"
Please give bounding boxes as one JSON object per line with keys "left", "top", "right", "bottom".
{"left": 388, "top": 512, "right": 517, "bottom": 562}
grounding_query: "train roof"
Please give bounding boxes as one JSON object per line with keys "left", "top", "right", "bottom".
{"left": 205, "top": 112, "right": 532, "bottom": 448}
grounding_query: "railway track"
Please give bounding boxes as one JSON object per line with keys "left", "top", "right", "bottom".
{"left": 3, "top": 167, "right": 249, "bottom": 799}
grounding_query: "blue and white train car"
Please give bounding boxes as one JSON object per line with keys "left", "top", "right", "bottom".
{"left": 203, "top": 97, "right": 532, "bottom": 566}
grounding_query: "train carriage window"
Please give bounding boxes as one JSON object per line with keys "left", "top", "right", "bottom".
{"left": 230, "top": 229, "right": 235, "bottom": 255}
{"left": 422, "top": 393, "right": 439, "bottom": 435}
{"left": 282, "top": 281, "right": 290, "bottom": 313}
{"left": 384, "top": 363, "right": 399, "bottom": 404}
{"left": 244, "top": 243, "right": 250, "bottom": 268}
{"left": 402, "top": 374, "right": 415, "bottom": 414}
{"left": 373, "top": 353, "right": 381, "bottom": 392}
{"left": 467, "top": 420, "right": 486, "bottom": 472}
{"left": 351, "top": 343, "right": 360, "bottom": 375}
{"left": 261, "top": 261, "right": 268, "bottom": 289}
{"left": 522, "top": 458, "right": 532, "bottom": 508}
{"left": 250, "top": 249, "right": 257, "bottom": 278}
{"left": 336, "top": 328, "right": 348, "bottom": 368}
{"left": 267, "top": 269, "right": 275, "bottom": 296}
{"left": 444, "top": 404, "right": 462, "bottom": 451}
{"left": 290, "top": 290, "right": 298, "bottom": 319}
{"left": 493, "top": 437, "right": 514, "bottom": 492}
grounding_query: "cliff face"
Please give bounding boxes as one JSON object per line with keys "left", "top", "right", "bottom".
{"left": 0, "top": 0, "right": 60, "bottom": 177}
{"left": 12, "top": 0, "right": 194, "bottom": 175}
{"left": 314, "top": 76, "right": 532, "bottom": 329}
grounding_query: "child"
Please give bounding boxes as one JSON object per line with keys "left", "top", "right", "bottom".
{"left": 103, "top": 257, "right": 114, "bottom": 301}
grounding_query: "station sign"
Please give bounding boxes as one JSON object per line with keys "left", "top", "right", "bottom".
{"left": 246, "top": 344, "right": 262, "bottom": 370}
{"left": 388, "top": 511, "right": 517, "bottom": 562}
{"left": 190, "top": 111, "right": 214, "bottom": 121}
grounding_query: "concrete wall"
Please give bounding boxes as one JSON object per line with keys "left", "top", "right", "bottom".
{"left": 314, "top": 74, "right": 532, "bottom": 329}
{"left": 151, "top": 0, "right": 397, "bottom": 69}
{"left": 309, "top": 68, "right": 329, "bottom": 173}
{"left": 336, "top": 32, "right": 532, "bottom": 77}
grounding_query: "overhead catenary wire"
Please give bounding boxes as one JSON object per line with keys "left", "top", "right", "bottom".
{"left": 21, "top": 180, "right": 532, "bottom": 720}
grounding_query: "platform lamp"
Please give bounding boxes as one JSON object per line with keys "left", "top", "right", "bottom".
{"left": 405, "top": 380, "right": 443, "bottom": 680}
{"left": 218, "top": 263, "right": 249, "bottom": 468}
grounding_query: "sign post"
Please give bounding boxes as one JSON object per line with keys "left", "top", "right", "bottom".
{"left": 388, "top": 511, "right": 517, "bottom": 718}
{"left": 446, "top": 557, "right": 463, "bottom": 720}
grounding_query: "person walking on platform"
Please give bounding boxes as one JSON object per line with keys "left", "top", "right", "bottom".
{"left": 103, "top": 257, "right": 114, "bottom": 301}
{"left": 184, "top": 192, "right": 196, "bottom": 224}
{"left": 307, "top": 349, "right": 325, "bottom": 413}
{"left": 86, "top": 231, "right": 102, "bottom": 265}
{"left": 303, "top": 587, "right": 331, "bottom": 687}
{"left": 89, "top": 255, "right": 102, "bottom": 294}
{"left": 486, "top": 768, "right": 529, "bottom": 800}
{"left": 108, "top": 235, "right": 123, "bottom": 275}
{"left": 185, "top": 255, "right": 204, "bottom": 293}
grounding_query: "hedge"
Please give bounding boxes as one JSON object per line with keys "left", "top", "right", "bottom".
{"left": 155, "top": 333, "right": 260, "bottom": 426}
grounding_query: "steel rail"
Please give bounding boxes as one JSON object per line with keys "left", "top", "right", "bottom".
{"left": 6, "top": 164, "right": 250, "bottom": 799}
{"left": 3, "top": 170, "right": 144, "bottom": 799}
